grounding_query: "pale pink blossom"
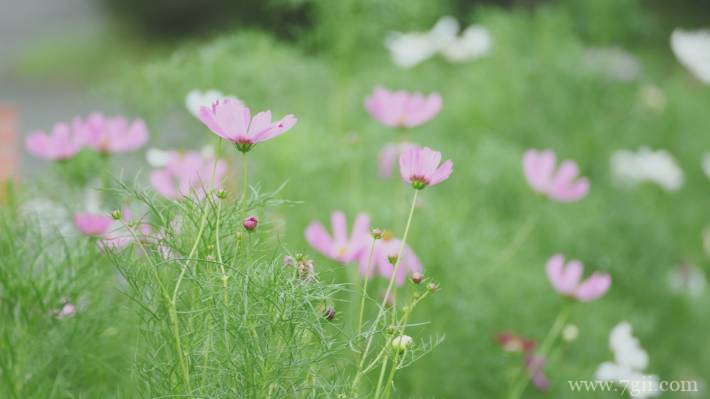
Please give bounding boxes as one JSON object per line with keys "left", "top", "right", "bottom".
{"left": 79, "top": 113, "right": 148, "bottom": 154}
{"left": 198, "top": 99, "right": 297, "bottom": 152}
{"left": 74, "top": 212, "right": 112, "bottom": 236}
{"left": 150, "top": 150, "right": 227, "bottom": 200}
{"left": 25, "top": 121, "right": 84, "bottom": 161}
{"left": 399, "top": 146, "right": 453, "bottom": 189}
{"left": 523, "top": 149, "right": 589, "bottom": 202}
{"left": 305, "top": 211, "right": 370, "bottom": 263}
{"left": 378, "top": 141, "right": 418, "bottom": 178}
{"left": 364, "top": 87, "right": 442, "bottom": 128}
{"left": 546, "top": 254, "right": 611, "bottom": 302}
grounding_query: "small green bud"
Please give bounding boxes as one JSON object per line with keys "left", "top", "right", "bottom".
{"left": 111, "top": 209, "right": 122, "bottom": 220}
{"left": 390, "top": 335, "right": 413, "bottom": 353}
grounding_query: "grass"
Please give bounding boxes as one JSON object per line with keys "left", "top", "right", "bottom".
{"left": 4, "top": 0, "right": 710, "bottom": 397}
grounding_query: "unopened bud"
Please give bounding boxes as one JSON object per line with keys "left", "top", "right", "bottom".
{"left": 242, "top": 215, "right": 258, "bottom": 231}
{"left": 390, "top": 335, "right": 413, "bottom": 353}
{"left": 216, "top": 188, "right": 227, "bottom": 199}
{"left": 387, "top": 255, "right": 398, "bottom": 265}
{"left": 323, "top": 306, "right": 336, "bottom": 321}
{"left": 371, "top": 228, "right": 383, "bottom": 239}
{"left": 283, "top": 255, "right": 295, "bottom": 267}
{"left": 111, "top": 209, "right": 122, "bottom": 220}
{"left": 427, "top": 282, "right": 439, "bottom": 293}
{"left": 411, "top": 272, "right": 423, "bottom": 284}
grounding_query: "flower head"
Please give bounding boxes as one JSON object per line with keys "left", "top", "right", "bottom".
{"left": 243, "top": 215, "right": 258, "bottom": 231}
{"left": 523, "top": 149, "right": 589, "bottom": 202}
{"left": 25, "top": 122, "right": 84, "bottom": 161}
{"left": 391, "top": 335, "right": 413, "bottom": 353}
{"left": 150, "top": 150, "right": 227, "bottom": 200}
{"left": 359, "top": 234, "right": 423, "bottom": 286}
{"left": 185, "top": 89, "right": 241, "bottom": 118}
{"left": 305, "top": 211, "right": 370, "bottom": 263}
{"left": 198, "top": 99, "right": 297, "bottom": 152}
{"left": 610, "top": 147, "right": 683, "bottom": 192}
{"left": 546, "top": 254, "right": 611, "bottom": 302}
{"left": 671, "top": 29, "right": 710, "bottom": 84}
{"left": 79, "top": 113, "right": 148, "bottom": 154}
{"left": 399, "top": 146, "right": 453, "bottom": 189}
{"left": 74, "top": 212, "right": 112, "bottom": 236}
{"left": 364, "top": 87, "right": 442, "bottom": 128}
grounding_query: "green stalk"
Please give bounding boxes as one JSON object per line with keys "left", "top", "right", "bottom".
{"left": 356, "top": 238, "right": 377, "bottom": 337}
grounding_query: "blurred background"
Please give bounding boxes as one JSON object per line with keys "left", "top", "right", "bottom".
{"left": 1, "top": 0, "right": 709, "bottom": 397}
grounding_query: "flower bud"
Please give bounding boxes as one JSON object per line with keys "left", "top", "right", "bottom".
{"left": 111, "top": 209, "right": 122, "bottom": 220}
{"left": 371, "top": 228, "right": 383, "bottom": 239}
{"left": 387, "top": 255, "right": 398, "bottom": 265}
{"left": 390, "top": 335, "right": 413, "bottom": 353}
{"left": 427, "top": 282, "right": 439, "bottom": 293}
{"left": 283, "top": 255, "right": 295, "bottom": 267}
{"left": 562, "top": 324, "right": 579, "bottom": 342}
{"left": 242, "top": 215, "right": 258, "bottom": 231}
{"left": 216, "top": 188, "right": 227, "bottom": 199}
{"left": 411, "top": 272, "right": 423, "bottom": 284}
{"left": 323, "top": 306, "right": 336, "bottom": 321}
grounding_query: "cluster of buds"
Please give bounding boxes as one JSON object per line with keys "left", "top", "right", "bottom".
{"left": 285, "top": 253, "right": 316, "bottom": 281}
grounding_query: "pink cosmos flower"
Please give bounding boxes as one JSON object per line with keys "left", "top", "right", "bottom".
{"left": 198, "top": 99, "right": 297, "bottom": 152}
{"left": 546, "top": 254, "right": 611, "bottom": 302}
{"left": 494, "top": 332, "right": 548, "bottom": 392}
{"left": 525, "top": 355, "right": 549, "bottom": 391}
{"left": 399, "top": 146, "right": 453, "bottom": 189}
{"left": 523, "top": 149, "right": 590, "bottom": 202}
{"left": 74, "top": 212, "right": 112, "bottom": 236}
{"left": 150, "top": 150, "right": 227, "bottom": 200}
{"left": 378, "top": 141, "right": 419, "bottom": 178}
{"left": 364, "top": 87, "right": 442, "bottom": 128}
{"left": 359, "top": 234, "right": 423, "bottom": 286}
{"left": 79, "top": 113, "right": 148, "bottom": 154}
{"left": 25, "top": 122, "right": 84, "bottom": 161}
{"left": 305, "top": 211, "right": 371, "bottom": 263}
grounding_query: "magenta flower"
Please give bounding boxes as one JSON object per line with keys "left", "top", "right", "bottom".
{"left": 364, "top": 87, "right": 442, "bottom": 128}
{"left": 198, "top": 99, "right": 297, "bottom": 152}
{"left": 25, "top": 122, "right": 84, "bottom": 161}
{"left": 546, "top": 254, "right": 611, "bottom": 302}
{"left": 150, "top": 150, "right": 227, "bottom": 199}
{"left": 359, "top": 235, "right": 423, "bottom": 286}
{"left": 524, "top": 355, "right": 549, "bottom": 391}
{"left": 523, "top": 149, "right": 590, "bottom": 202}
{"left": 243, "top": 215, "right": 258, "bottom": 231}
{"left": 378, "top": 141, "right": 419, "bottom": 178}
{"left": 305, "top": 211, "right": 371, "bottom": 263}
{"left": 399, "top": 146, "right": 453, "bottom": 189}
{"left": 79, "top": 113, "right": 148, "bottom": 154}
{"left": 74, "top": 212, "right": 112, "bottom": 236}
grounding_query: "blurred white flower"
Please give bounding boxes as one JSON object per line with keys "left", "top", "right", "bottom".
{"left": 610, "top": 147, "right": 684, "bottom": 191}
{"left": 385, "top": 16, "right": 492, "bottom": 68}
{"left": 667, "top": 263, "right": 706, "bottom": 297}
{"left": 703, "top": 153, "right": 710, "bottom": 179}
{"left": 638, "top": 84, "right": 666, "bottom": 111}
{"left": 562, "top": 324, "right": 579, "bottom": 342}
{"left": 185, "top": 89, "right": 240, "bottom": 118}
{"left": 595, "top": 322, "right": 660, "bottom": 398}
{"left": 584, "top": 47, "right": 641, "bottom": 82}
{"left": 441, "top": 25, "right": 492, "bottom": 63}
{"left": 670, "top": 29, "right": 710, "bottom": 84}
{"left": 146, "top": 148, "right": 171, "bottom": 167}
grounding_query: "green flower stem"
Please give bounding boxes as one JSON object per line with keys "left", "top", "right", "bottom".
{"left": 356, "top": 238, "right": 378, "bottom": 338}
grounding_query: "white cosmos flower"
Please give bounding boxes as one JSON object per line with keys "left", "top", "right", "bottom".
{"left": 441, "top": 25, "right": 492, "bottom": 63}
{"left": 670, "top": 29, "right": 710, "bottom": 84}
{"left": 185, "top": 89, "right": 240, "bottom": 118}
{"left": 385, "top": 16, "right": 492, "bottom": 68}
{"left": 610, "top": 147, "right": 684, "bottom": 191}
{"left": 595, "top": 322, "right": 660, "bottom": 398}
{"left": 146, "top": 148, "right": 171, "bottom": 168}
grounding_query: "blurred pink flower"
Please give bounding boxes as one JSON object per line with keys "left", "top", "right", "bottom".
{"left": 359, "top": 235, "right": 423, "bottom": 286}
{"left": 74, "top": 212, "right": 112, "bottom": 236}
{"left": 150, "top": 150, "right": 227, "bottom": 200}
{"left": 496, "top": 333, "right": 536, "bottom": 353}
{"left": 25, "top": 121, "right": 84, "bottom": 161}
{"left": 523, "top": 149, "right": 589, "bottom": 202}
{"left": 305, "top": 211, "right": 370, "bottom": 263}
{"left": 546, "top": 254, "right": 611, "bottom": 302}
{"left": 399, "top": 146, "right": 453, "bottom": 189}
{"left": 495, "top": 333, "right": 548, "bottom": 392}
{"left": 525, "top": 355, "right": 549, "bottom": 391}
{"left": 364, "top": 87, "right": 442, "bottom": 128}
{"left": 378, "top": 141, "right": 419, "bottom": 178}
{"left": 79, "top": 113, "right": 148, "bottom": 154}
{"left": 198, "top": 99, "right": 297, "bottom": 152}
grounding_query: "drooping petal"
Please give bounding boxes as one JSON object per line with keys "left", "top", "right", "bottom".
{"left": 305, "top": 222, "right": 334, "bottom": 258}
{"left": 428, "top": 159, "right": 453, "bottom": 186}
{"left": 575, "top": 272, "right": 611, "bottom": 302}
{"left": 251, "top": 114, "right": 297, "bottom": 143}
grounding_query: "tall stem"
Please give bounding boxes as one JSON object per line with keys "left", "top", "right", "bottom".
{"left": 356, "top": 238, "right": 377, "bottom": 337}
{"left": 241, "top": 152, "right": 248, "bottom": 203}
{"left": 508, "top": 304, "right": 570, "bottom": 399}
{"left": 351, "top": 190, "right": 419, "bottom": 395}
